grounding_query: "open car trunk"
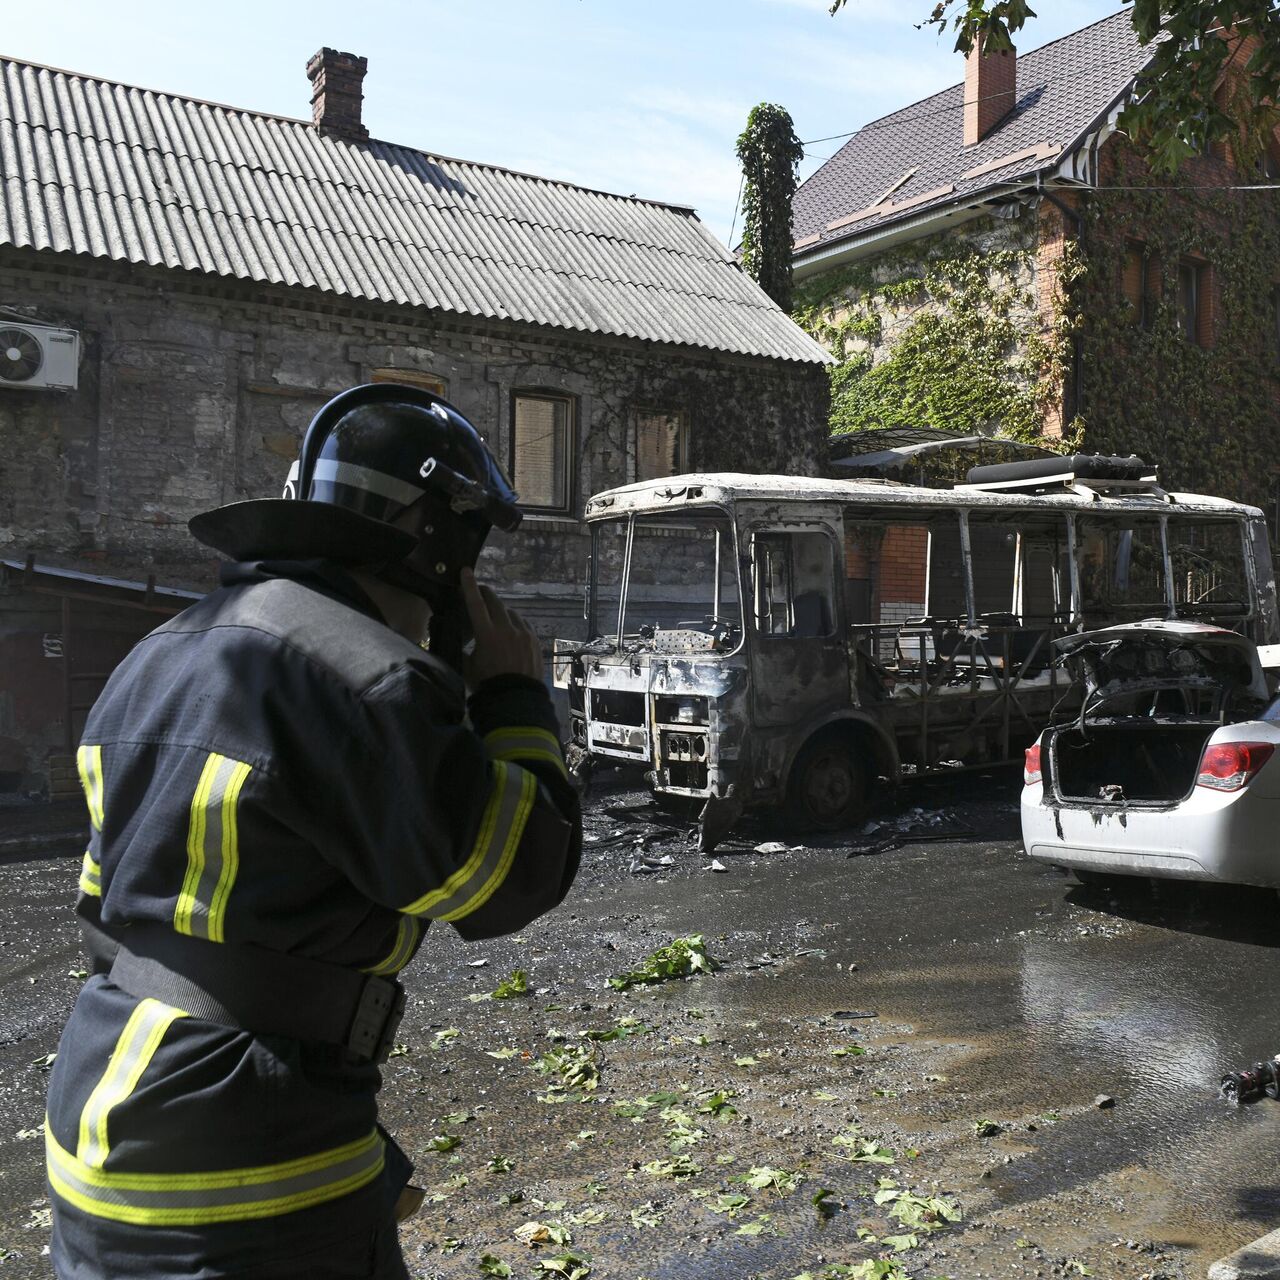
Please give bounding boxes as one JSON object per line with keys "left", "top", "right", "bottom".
{"left": 1049, "top": 721, "right": 1217, "bottom": 804}
{"left": 1046, "top": 620, "right": 1268, "bottom": 806}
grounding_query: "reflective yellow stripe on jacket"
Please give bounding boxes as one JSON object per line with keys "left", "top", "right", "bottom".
{"left": 77, "top": 999, "right": 187, "bottom": 1169}
{"left": 175, "top": 754, "right": 252, "bottom": 943}
{"left": 362, "top": 914, "right": 422, "bottom": 977}
{"left": 76, "top": 746, "right": 105, "bottom": 898}
{"left": 400, "top": 761, "right": 537, "bottom": 922}
{"left": 47, "top": 1126, "right": 385, "bottom": 1226}
{"left": 79, "top": 852, "right": 102, "bottom": 898}
{"left": 483, "top": 726, "right": 568, "bottom": 780}
{"left": 76, "top": 745, "right": 105, "bottom": 831}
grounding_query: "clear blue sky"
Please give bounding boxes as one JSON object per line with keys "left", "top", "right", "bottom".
{"left": 4, "top": 0, "right": 1124, "bottom": 246}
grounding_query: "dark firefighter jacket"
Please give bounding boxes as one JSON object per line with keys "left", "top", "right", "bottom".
{"left": 45, "top": 560, "right": 581, "bottom": 1279}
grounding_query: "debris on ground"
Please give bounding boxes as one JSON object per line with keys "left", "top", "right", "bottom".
{"left": 606, "top": 935, "right": 717, "bottom": 991}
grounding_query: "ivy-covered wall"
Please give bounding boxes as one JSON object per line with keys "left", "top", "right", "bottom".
{"left": 1072, "top": 137, "right": 1280, "bottom": 513}
{"left": 791, "top": 131, "right": 1280, "bottom": 516}
{"left": 791, "top": 212, "right": 1071, "bottom": 447}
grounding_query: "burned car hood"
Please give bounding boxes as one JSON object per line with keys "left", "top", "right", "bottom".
{"left": 1054, "top": 619, "right": 1268, "bottom": 702}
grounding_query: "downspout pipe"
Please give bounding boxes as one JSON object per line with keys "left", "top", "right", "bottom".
{"left": 1037, "top": 176, "right": 1085, "bottom": 426}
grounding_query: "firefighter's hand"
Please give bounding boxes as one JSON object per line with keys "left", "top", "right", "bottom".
{"left": 461, "top": 568, "right": 544, "bottom": 685}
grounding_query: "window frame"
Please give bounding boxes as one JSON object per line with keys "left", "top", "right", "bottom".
{"left": 370, "top": 368, "right": 447, "bottom": 394}
{"left": 1121, "top": 239, "right": 1151, "bottom": 329}
{"left": 633, "top": 407, "right": 690, "bottom": 483}
{"left": 1176, "top": 257, "right": 1211, "bottom": 348}
{"left": 509, "top": 388, "right": 576, "bottom": 514}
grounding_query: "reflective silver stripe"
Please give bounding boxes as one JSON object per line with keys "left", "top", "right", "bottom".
{"left": 484, "top": 727, "right": 568, "bottom": 779}
{"left": 363, "top": 915, "right": 421, "bottom": 977}
{"left": 175, "top": 754, "right": 251, "bottom": 943}
{"left": 312, "top": 459, "right": 424, "bottom": 508}
{"left": 77, "top": 999, "right": 187, "bottom": 1169}
{"left": 400, "top": 762, "right": 535, "bottom": 919}
{"left": 47, "top": 1126, "right": 385, "bottom": 1226}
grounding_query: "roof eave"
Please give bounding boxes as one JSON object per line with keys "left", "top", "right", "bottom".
{"left": 792, "top": 174, "right": 1047, "bottom": 278}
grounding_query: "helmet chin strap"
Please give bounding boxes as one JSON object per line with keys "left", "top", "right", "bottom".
{"left": 372, "top": 559, "right": 474, "bottom": 673}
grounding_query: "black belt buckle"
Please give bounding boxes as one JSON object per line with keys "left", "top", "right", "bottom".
{"left": 347, "top": 976, "right": 407, "bottom": 1064}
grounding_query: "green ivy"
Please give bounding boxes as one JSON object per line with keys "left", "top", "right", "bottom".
{"left": 1069, "top": 147, "right": 1280, "bottom": 515}
{"left": 792, "top": 223, "right": 1071, "bottom": 446}
{"left": 736, "top": 104, "right": 805, "bottom": 311}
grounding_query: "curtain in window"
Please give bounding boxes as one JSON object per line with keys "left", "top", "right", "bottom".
{"left": 636, "top": 411, "right": 685, "bottom": 481}
{"left": 513, "top": 395, "right": 568, "bottom": 509}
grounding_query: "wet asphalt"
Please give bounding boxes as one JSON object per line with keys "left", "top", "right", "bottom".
{"left": 3, "top": 773, "right": 1280, "bottom": 1279}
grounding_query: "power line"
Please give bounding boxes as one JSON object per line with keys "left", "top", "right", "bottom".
{"left": 727, "top": 172, "right": 744, "bottom": 250}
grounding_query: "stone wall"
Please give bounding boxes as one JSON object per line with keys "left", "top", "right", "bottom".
{"left": 0, "top": 247, "right": 830, "bottom": 638}
{"left": 0, "top": 249, "right": 828, "bottom": 775}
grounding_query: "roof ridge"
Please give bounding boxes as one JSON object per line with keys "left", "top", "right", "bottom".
{"left": 809, "top": 8, "right": 1135, "bottom": 150}
{"left": 3, "top": 110, "right": 725, "bottom": 263}
{"left": 0, "top": 50, "right": 699, "bottom": 215}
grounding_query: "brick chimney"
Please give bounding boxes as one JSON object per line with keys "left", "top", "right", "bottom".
{"left": 306, "top": 48, "right": 369, "bottom": 142}
{"left": 963, "top": 34, "right": 1016, "bottom": 146}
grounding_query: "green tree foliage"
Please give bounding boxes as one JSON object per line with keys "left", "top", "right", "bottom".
{"left": 736, "top": 103, "right": 805, "bottom": 310}
{"left": 829, "top": 1, "right": 1280, "bottom": 173}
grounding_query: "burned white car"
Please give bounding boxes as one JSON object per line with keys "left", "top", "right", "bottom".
{"left": 555, "top": 459, "right": 1277, "bottom": 849}
{"left": 1022, "top": 621, "right": 1280, "bottom": 888}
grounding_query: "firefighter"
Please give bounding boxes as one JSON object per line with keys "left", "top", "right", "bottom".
{"left": 45, "top": 383, "right": 582, "bottom": 1279}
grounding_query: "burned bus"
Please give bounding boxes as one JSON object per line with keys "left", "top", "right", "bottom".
{"left": 553, "top": 458, "right": 1278, "bottom": 847}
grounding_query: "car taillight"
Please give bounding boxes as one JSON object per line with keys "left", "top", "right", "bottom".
{"left": 1024, "top": 742, "right": 1042, "bottom": 785}
{"left": 1196, "top": 741, "right": 1276, "bottom": 791}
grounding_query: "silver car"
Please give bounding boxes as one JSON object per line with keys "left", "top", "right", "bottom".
{"left": 1021, "top": 620, "right": 1280, "bottom": 887}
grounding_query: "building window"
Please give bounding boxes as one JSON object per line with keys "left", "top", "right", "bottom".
{"left": 1177, "top": 259, "right": 1211, "bottom": 347}
{"left": 635, "top": 409, "right": 688, "bottom": 481}
{"left": 511, "top": 391, "right": 573, "bottom": 512}
{"left": 1122, "top": 241, "right": 1149, "bottom": 327}
{"left": 370, "top": 368, "right": 446, "bottom": 394}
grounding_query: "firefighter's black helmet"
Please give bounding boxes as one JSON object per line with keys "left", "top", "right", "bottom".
{"left": 189, "top": 383, "right": 521, "bottom": 594}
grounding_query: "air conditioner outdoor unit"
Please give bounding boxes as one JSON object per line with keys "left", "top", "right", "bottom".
{"left": 0, "top": 322, "right": 80, "bottom": 391}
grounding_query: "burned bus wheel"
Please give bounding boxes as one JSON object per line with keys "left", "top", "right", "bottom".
{"left": 787, "top": 736, "right": 870, "bottom": 831}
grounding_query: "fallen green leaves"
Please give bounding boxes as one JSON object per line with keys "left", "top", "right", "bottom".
{"left": 491, "top": 969, "right": 529, "bottom": 1000}
{"left": 534, "top": 1045, "right": 600, "bottom": 1101}
{"left": 710, "top": 1191, "right": 751, "bottom": 1218}
{"left": 607, "top": 935, "right": 716, "bottom": 991}
{"left": 582, "top": 1016, "right": 651, "bottom": 1042}
{"left": 871, "top": 1178, "right": 962, "bottom": 1233}
{"left": 538, "top": 1253, "right": 591, "bottom": 1279}
{"left": 427, "top": 1133, "right": 461, "bottom": 1153}
{"left": 515, "top": 1221, "right": 573, "bottom": 1248}
{"left": 812, "top": 1187, "right": 840, "bottom": 1221}
{"left": 697, "top": 1089, "right": 738, "bottom": 1118}
{"left": 835, "top": 1137, "right": 895, "bottom": 1164}
{"left": 971, "top": 1118, "right": 1002, "bottom": 1137}
{"left": 629, "top": 1202, "right": 664, "bottom": 1228}
{"left": 734, "top": 1165, "right": 802, "bottom": 1194}
{"left": 479, "top": 1256, "right": 512, "bottom": 1277}
{"left": 640, "top": 1153, "right": 701, "bottom": 1179}
{"left": 613, "top": 1090, "right": 684, "bottom": 1120}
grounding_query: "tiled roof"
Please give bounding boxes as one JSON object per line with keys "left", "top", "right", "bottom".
{"left": 793, "top": 10, "right": 1151, "bottom": 257}
{"left": 0, "top": 56, "right": 829, "bottom": 364}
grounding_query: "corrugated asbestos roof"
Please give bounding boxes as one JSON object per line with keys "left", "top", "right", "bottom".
{"left": 793, "top": 10, "right": 1152, "bottom": 258}
{"left": 0, "top": 56, "right": 829, "bottom": 363}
